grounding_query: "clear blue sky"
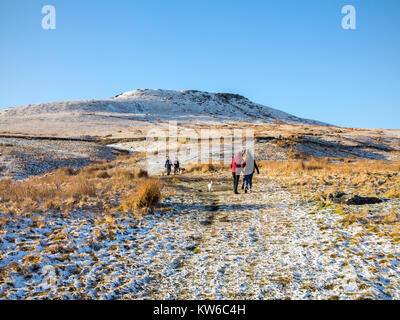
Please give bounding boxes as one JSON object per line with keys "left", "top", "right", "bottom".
{"left": 0, "top": 0, "right": 399, "bottom": 129}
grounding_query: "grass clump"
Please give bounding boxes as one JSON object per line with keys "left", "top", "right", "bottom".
{"left": 121, "top": 179, "right": 161, "bottom": 211}
{"left": 134, "top": 179, "right": 161, "bottom": 209}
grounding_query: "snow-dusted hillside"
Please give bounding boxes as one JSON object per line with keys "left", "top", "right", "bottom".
{"left": 0, "top": 89, "right": 329, "bottom": 126}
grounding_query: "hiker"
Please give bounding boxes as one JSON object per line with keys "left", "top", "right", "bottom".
{"left": 230, "top": 151, "right": 244, "bottom": 194}
{"left": 173, "top": 159, "right": 180, "bottom": 175}
{"left": 165, "top": 156, "right": 172, "bottom": 176}
{"left": 243, "top": 150, "right": 259, "bottom": 193}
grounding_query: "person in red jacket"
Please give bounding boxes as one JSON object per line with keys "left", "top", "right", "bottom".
{"left": 230, "top": 151, "right": 244, "bottom": 194}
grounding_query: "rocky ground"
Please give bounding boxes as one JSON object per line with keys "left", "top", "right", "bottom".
{"left": 1, "top": 174, "right": 399, "bottom": 300}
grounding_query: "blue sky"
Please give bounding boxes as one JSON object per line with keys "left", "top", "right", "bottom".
{"left": 0, "top": 0, "right": 399, "bottom": 128}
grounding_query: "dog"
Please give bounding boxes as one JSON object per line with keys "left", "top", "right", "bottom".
{"left": 208, "top": 181, "right": 213, "bottom": 192}
{"left": 179, "top": 167, "right": 186, "bottom": 174}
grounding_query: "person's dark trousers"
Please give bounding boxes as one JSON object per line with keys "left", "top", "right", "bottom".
{"left": 248, "top": 172, "right": 254, "bottom": 190}
{"left": 167, "top": 169, "right": 171, "bottom": 176}
{"left": 244, "top": 174, "right": 251, "bottom": 190}
{"left": 244, "top": 173, "right": 253, "bottom": 192}
{"left": 232, "top": 173, "right": 240, "bottom": 193}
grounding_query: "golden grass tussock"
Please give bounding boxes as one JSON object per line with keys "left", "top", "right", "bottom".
{"left": 134, "top": 179, "right": 161, "bottom": 209}
{"left": 121, "top": 179, "right": 161, "bottom": 211}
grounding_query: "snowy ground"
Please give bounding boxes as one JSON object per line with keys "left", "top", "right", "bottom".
{"left": 1, "top": 176, "right": 399, "bottom": 300}
{"left": 0, "top": 138, "right": 115, "bottom": 180}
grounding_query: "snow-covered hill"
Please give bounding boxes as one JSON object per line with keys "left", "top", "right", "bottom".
{"left": 0, "top": 89, "right": 329, "bottom": 126}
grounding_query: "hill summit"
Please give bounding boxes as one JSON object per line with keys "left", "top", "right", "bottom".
{"left": 0, "top": 89, "right": 329, "bottom": 126}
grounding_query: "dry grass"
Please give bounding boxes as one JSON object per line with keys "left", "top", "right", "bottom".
{"left": 56, "top": 167, "right": 78, "bottom": 176}
{"left": 186, "top": 163, "right": 228, "bottom": 174}
{"left": 63, "top": 175, "right": 97, "bottom": 199}
{"left": 382, "top": 210, "right": 400, "bottom": 224}
{"left": 258, "top": 159, "right": 400, "bottom": 196}
{"left": 133, "top": 178, "right": 161, "bottom": 209}
{"left": 136, "top": 168, "right": 149, "bottom": 178}
{"left": 0, "top": 171, "right": 98, "bottom": 203}
{"left": 96, "top": 171, "right": 111, "bottom": 179}
{"left": 384, "top": 188, "right": 400, "bottom": 199}
{"left": 81, "top": 161, "right": 114, "bottom": 175}
{"left": 111, "top": 168, "right": 135, "bottom": 180}
{"left": 0, "top": 154, "right": 158, "bottom": 216}
{"left": 259, "top": 158, "right": 327, "bottom": 172}
{"left": 121, "top": 179, "right": 161, "bottom": 211}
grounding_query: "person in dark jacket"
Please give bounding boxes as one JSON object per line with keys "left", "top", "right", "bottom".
{"left": 173, "top": 159, "right": 180, "bottom": 175}
{"left": 230, "top": 151, "right": 244, "bottom": 194}
{"left": 243, "top": 150, "right": 259, "bottom": 193}
{"left": 165, "top": 157, "right": 172, "bottom": 176}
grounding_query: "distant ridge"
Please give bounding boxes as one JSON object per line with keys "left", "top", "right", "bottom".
{"left": 0, "top": 89, "right": 330, "bottom": 126}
